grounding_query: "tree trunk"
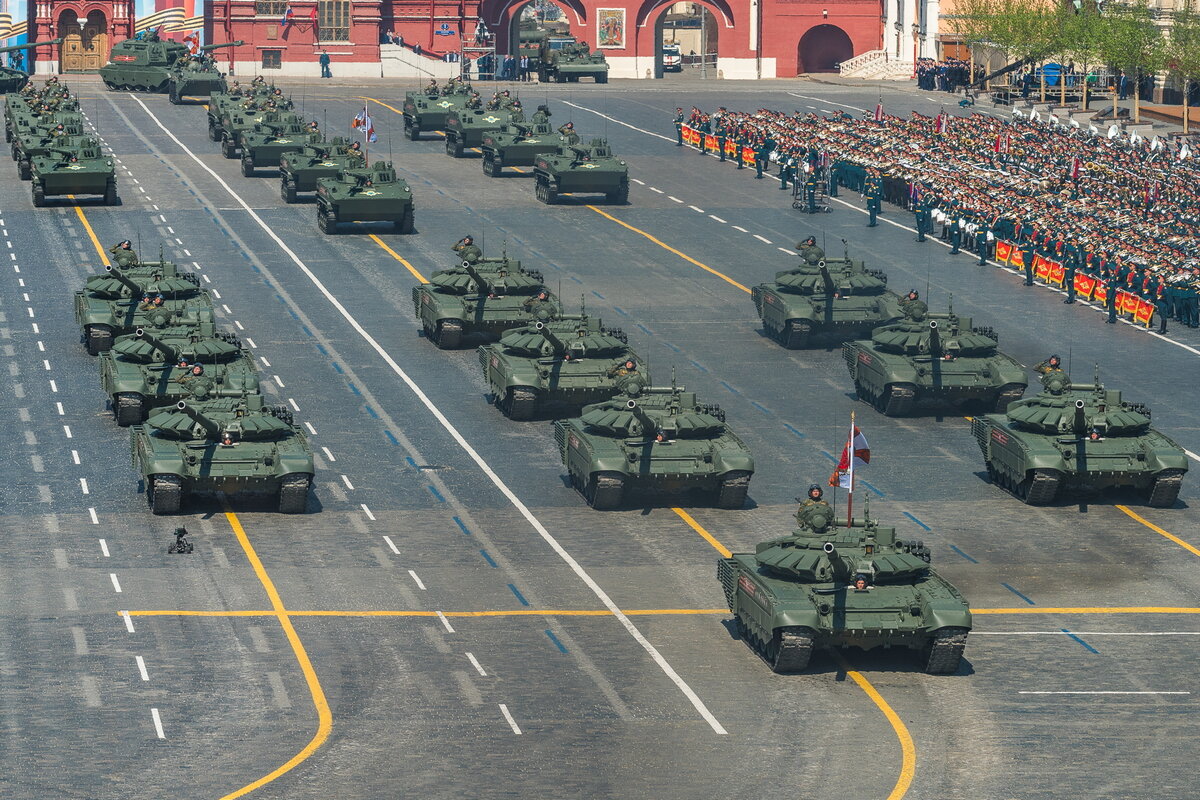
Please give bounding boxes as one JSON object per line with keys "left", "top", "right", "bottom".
{"left": 1040, "top": 69, "right": 1046, "bottom": 102}
{"left": 1185, "top": 81, "right": 1191, "bottom": 135}
{"left": 1134, "top": 78, "right": 1141, "bottom": 123}
{"left": 1113, "top": 78, "right": 1118, "bottom": 119}
{"left": 1060, "top": 65, "right": 1066, "bottom": 106}
{"left": 1083, "top": 71, "right": 1089, "bottom": 110}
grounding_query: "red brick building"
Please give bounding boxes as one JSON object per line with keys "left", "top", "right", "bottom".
{"left": 29, "top": 0, "right": 136, "bottom": 73}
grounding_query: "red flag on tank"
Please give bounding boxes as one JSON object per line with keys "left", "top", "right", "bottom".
{"left": 829, "top": 425, "right": 870, "bottom": 489}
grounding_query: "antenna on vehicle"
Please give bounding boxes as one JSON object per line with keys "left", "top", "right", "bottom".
{"left": 671, "top": 365, "right": 677, "bottom": 391}
{"left": 579, "top": 291, "right": 584, "bottom": 316}
{"left": 842, "top": 237, "right": 849, "bottom": 260}
{"left": 1068, "top": 346, "right": 1073, "bottom": 376}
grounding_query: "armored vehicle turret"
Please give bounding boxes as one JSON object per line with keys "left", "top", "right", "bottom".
{"left": 218, "top": 100, "right": 293, "bottom": 159}
{"left": 480, "top": 113, "right": 555, "bottom": 176}
{"left": 207, "top": 85, "right": 274, "bottom": 142}
{"left": 100, "top": 32, "right": 192, "bottom": 92}
{"left": 752, "top": 245, "right": 904, "bottom": 348}
{"left": 843, "top": 299, "right": 1026, "bottom": 416}
{"left": 0, "top": 40, "right": 63, "bottom": 94}
{"left": 238, "top": 116, "right": 321, "bottom": 176}
{"left": 99, "top": 327, "right": 260, "bottom": 425}
{"left": 74, "top": 263, "right": 213, "bottom": 354}
{"left": 315, "top": 161, "right": 414, "bottom": 234}
{"left": 444, "top": 106, "right": 516, "bottom": 158}
{"left": 402, "top": 82, "right": 473, "bottom": 140}
{"left": 131, "top": 396, "right": 314, "bottom": 514}
{"left": 554, "top": 380, "right": 754, "bottom": 509}
{"left": 412, "top": 252, "right": 560, "bottom": 348}
{"left": 280, "top": 137, "right": 361, "bottom": 202}
{"left": 971, "top": 368, "right": 1188, "bottom": 506}
{"left": 166, "top": 42, "right": 243, "bottom": 103}
{"left": 12, "top": 112, "right": 84, "bottom": 179}
{"left": 718, "top": 497, "right": 971, "bottom": 673}
{"left": 478, "top": 313, "right": 648, "bottom": 419}
{"left": 30, "top": 144, "right": 116, "bottom": 206}
{"left": 536, "top": 36, "right": 609, "bottom": 83}
{"left": 534, "top": 137, "right": 628, "bottom": 204}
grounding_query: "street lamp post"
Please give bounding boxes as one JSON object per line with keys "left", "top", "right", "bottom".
{"left": 911, "top": 22, "right": 919, "bottom": 78}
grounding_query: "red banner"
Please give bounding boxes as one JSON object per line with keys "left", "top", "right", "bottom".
{"left": 1033, "top": 255, "right": 1052, "bottom": 281}
{"left": 1117, "top": 290, "right": 1139, "bottom": 315}
{"left": 994, "top": 240, "right": 1013, "bottom": 264}
{"left": 724, "top": 138, "right": 738, "bottom": 158}
{"left": 703, "top": 134, "right": 719, "bottom": 153}
{"left": 741, "top": 145, "right": 756, "bottom": 167}
{"left": 1134, "top": 298, "right": 1156, "bottom": 326}
{"left": 681, "top": 125, "right": 702, "bottom": 149}
{"left": 1074, "top": 273, "right": 1096, "bottom": 300}
{"left": 1094, "top": 282, "right": 1108, "bottom": 306}
{"left": 1048, "top": 262, "right": 1065, "bottom": 286}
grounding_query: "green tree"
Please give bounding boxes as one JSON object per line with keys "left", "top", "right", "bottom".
{"left": 1098, "top": 0, "right": 1166, "bottom": 122}
{"left": 1060, "top": 6, "right": 1109, "bottom": 108}
{"left": 1166, "top": 0, "right": 1200, "bottom": 133}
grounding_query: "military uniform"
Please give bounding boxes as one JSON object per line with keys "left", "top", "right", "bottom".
{"left": 914, "top": 195, "right": 932, "bottom": 243}
{"left": 109, "top": 242, "right": 139, "bottom": 268}
{"left": 864, "top": 172, "right": 882, "bottom": 227}
{"left": 795, "top": 242, "right": 825, "bottom": 264}
{"left": 453, "top": 240, "right": 482, "bottom": 263}
{"left": 673, "top": 109, "right": 684, "bottom": 146}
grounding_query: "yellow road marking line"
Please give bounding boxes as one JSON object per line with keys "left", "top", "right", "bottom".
{"left": 834, "top": 653, "right": 916, "bottom": 800}
{"left": 126, "top": 608, "right": 728, "bottom": 618}
{"left": 369, "top": 234, "right": 427, "bottom": 283}
{"left": 357, "top": 96, "right": 403, "bottom": 116}
{"left": 72, "top": 202, "right": 108, "bottom": 263}
{"left": 672, "top": 507, "right": 732, "bottom": 558}
{"left": 587, "top": 205, "right": 751, "bottom": 294}
{"left": 1116, "top": 505, "right": 1200, "bottom": 558}
{"left": 219, "top": 508, "right": 331, "bottom": 800}
{"left": 512, "top": 166, "right": 527, "bottom": 173}
{"left": 973, "top": 606, "right": 1200, "bottom": 615}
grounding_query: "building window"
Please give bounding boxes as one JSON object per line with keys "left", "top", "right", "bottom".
{"left": 319, "top": 0, "right": 350, "bottom": 42}
{"left": 255, "top": 0, "right": 287, "bottom": 16}
{"left": 262, "top": 49, "right": 282, "bottom": 69}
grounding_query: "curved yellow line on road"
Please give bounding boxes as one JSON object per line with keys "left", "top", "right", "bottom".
{"left": 369, "top": 233, "right": 428, "bottom": 283}
{"left": 586, "top": 205, "right": 752, "bottom": 294}
{"left": 837, "top": 656, "right": 916, "bottom": 800}
{"left": 1116, "top": 505, "right": 1200, "bottom": 558}
{"left": 219, "top": 509, "right": 331, "bottom": 800}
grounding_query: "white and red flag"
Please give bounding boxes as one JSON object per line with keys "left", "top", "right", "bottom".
{"left": 829, "top": 422, "right": 870, "bottom": 490}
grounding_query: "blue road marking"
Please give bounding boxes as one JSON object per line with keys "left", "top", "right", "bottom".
{"left": 663, "top": 341, "right": 682, "bottom": 352}
{"left": 251, "top": 264, "right": 260, "bottom": 273}
{"left": 720, "top": 381, "right": 739, "bottom": 394}
{"left": 635, "top": 324, "right": 653, "bottom": 336}
{"left": 316, "top": 344, "right": 329, "bottom": 356}
{"left": 287, "top": 309, "right": 299, "bottom": 321}
{"left": 384, "top": 431, "right": 399, "bottom": 445}
{"left": 591, "top": 290, "right": 605, "bottom": 300}
{"left": 860, "top": 481, "right": 884, "bottom": 498}
{"left": 428, "top": 485, "right": 446, "bottom": 502}
{"left": 365, "top": 406, "right": 379, "bottom": 419}
{"left": 568, "top": 275, "right": 583, "bottom": 284}
{"left": 302, "top": 325, "right": 314, "bottom": 337}
{"left": 820, "top": 450, "right": 837, "bottom": 463}
{"left": 348, "top": 383, "right": 362, "bottom": 396}
{"left": 1062, "top": 629, "right": 1099, "bottom": 653}
{"left": 544, "top": 630, "right": 569, "bottom": 653}
{"left": 750, "top": 401, "right": 770, "bottom": 414}
{"left": 508, "top": 584, "right": 530, "bottom": 606}
{"left": 332, "top": 363, "right": 344, "bottom": 374}
{"left": 613, "top": 306, "right": 629, "bottom": 317}
{"left": 689, "top": 360, "right": 708, "bottom": 373}
{"left": 902, "top": 511, "right": 932, "bottom": 531}
{"left": 480, "top": 549, "right": 498, "bottom": 567}
{"left": 949, "top": 545, "right": 978, "bottom": 563}
{"left": 1001, "top": 582, "right": 1036, "bottom": 605}
{"left": 453, "top": 516, "right": 471, "bottom": 535}
{"left": 406, "top": 456, "right": 418, "bottom": 468}
{"left": 783, "top": 423, "right": 805, "bottom": 438}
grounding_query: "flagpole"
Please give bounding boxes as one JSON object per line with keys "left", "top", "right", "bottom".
{"left": 845, "top": 410, "right": 855, "bottom": 529}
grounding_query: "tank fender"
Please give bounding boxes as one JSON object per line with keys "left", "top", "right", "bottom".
{"left": 772, "top": 608, "right": 822, "bottom": 630}
{"left": 713, "top": 450, "right": 755, "bottom": 475}
{"left": 275, "top": 453, "right": 315, "bottom": 477}
{"left": 1145, "top": 446, "right": 1190, "bottom": 473}
{"left": 499, "top": 363, "right": 541, "bottom": 392}
{"left": 925, "top": 603, "right": 972, "bottom": 632}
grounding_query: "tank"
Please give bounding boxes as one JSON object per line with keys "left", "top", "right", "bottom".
{"left": 206, "top": 86, "right": 277, "bottom": 143}
{"left": 100, "top": 31, "right": 191, "bottom": 92}
{"left": 537, "top": 37, "right": 609, "bottom": 83}
{"left": 534, "top": 137, "right": 628, "bottom": 204}
{"left": 402, "top": 83, "right": 473, "bottom": 140}
{"left": 280, "top": 137, "right": 361, "bottom": 201}
{"left": 480, "top": 117, "right": 555, "bottom": 176}
{"left": 843, "top": 300, "right": 1027, "bottom": 416}
{"left": 477, "top": 312, "right": 648, "bottom": 419}
{"left": 217, "top": 97, "right": 293, "bottom": 158}
{"left": 412, "top": 253, "right": 560, "bottom": 348}
{"left": 166, "top": 42, "right": 243, "bottom": 103}
{"left": 443, "top": 106, "right": 517, "bottom": 157}
{"left": 0, "top": 40, "right": 63, "bottom": 94}
{"left": 237, "top": 116, "right": 320, "bottom": 176}
{"left": 971, "top": 368, "right": 1188, "bottom": 506}
{"left": 11, "top": 112, "right": 84, "bottom": 179}
{"left": 752, "top": 247, "right": 904, "bottom": 348}
{"left": 98, "top": 326, "right": 260, "bottom": 426}
{"left": 30, "top": 144, "right": 116, "bottom": 206}
{"left": 74, "top": 263, "right": 214, "bottom": 355}
{"left": 553, "top": 379, "right": 754, "bottom": 510}
{"left": 130, "top": 395, "right": 314, "bottom": 514}
{"left": 315, "top": 161, "right": 414, "bottom": 235}
{"left": 717, "top": 498, "right": 971, "bottom": 674}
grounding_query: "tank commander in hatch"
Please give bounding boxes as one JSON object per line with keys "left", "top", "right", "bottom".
{"left": 1034, "top": 354, "right": 1063, "bottom": 374}
{"left": 453, "top": 235, "right": 482, "bottom": 264}
{"left": 795, "top": 235, "right": 825, "bottom": 264}
{"left": 109, "top": 239, "right": 139, "bottom": 267}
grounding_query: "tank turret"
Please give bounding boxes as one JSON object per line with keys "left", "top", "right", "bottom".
{"left": 175, "top": 400, "right": 221, "bottom": 437}
{"left": 104, "top": 264, "right": 142, "bottom": 296}
{"left": 535, "top": 320, "right": 565, "bottom": 354}
{"left": 135, "top": 327, "right": 179, "bottom": 363}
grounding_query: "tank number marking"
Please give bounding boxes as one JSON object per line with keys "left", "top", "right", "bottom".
{"left": 537, "top": 161, "right": 548, "bottom": 169}
{"left": 858, "top": 353, "right": 872, "bottom": 365}
{"left": 991, "top": 429, "right": 1009, "bottom": 445}
{"left": 114, "top": 55, "right": 137, "bottom": 62}
{"left": 764, "top": 294, "right": 775, "bottom": 304}
{"left": 421, "top": 293, "right": 431, "bottom": 305}
{"left": 567, "top": 434, "right": 580, "bottom": 450}
{"left": 737, "top": 575, "right": 757, "bottom": 598}
{"left": 490, "top": 355, "right": 499, "bottom": 368}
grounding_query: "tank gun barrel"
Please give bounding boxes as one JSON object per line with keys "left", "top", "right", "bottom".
{"left": 928, "top": 319, "right": 941, "bottom": 356}
{"left": 822, "top": 542, "right": 851, "bottom": 579}
{"left": 464, "top": 263, "right": 492, "bottom": 294}
{"left": 175, "top": 401, "right": 220, "bottom": 436}
{"left": 534, "top": 321, "right": 564, "bottom": 353}
{"left": 1073, "top": 398, "right": 1087, "bottom": 435}
{"left": 104, "top": 264, "right": 141, "bottom": 295}
{"left": 199, "top": 41, "right": 244, "bottom": 51}
{"left": 625, "top": 399, "right": 657, "bottom": 437}
{"left": 135, "top": 327, "right": 179, "bottom": 363}
{"left": 0, "top": 38, "right": 63, "bottom": 54}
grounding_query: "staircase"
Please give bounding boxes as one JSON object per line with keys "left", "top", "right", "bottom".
{"left": 838, "top": 50, "right": 914, "bottom": 81}
{"left": 379, "top": 44, "right": 459, "bottom": 79}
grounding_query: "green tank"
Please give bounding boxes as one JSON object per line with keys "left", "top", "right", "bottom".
{"left": 166, "top": 42, "right": 243, "bottom": 103}
{"left": 477, "top": 313, "right": 648, "bottom": 419}
{"left": 842, "top": 300, "right": 1027, "bottom": 416}
{"left": 537, "top": 36, "right": 609, "bottom": 83}
{"left": 0, "top": 40, "right": 63, "bottom": 94}
{"left": 444, "top": 106, "right": 516, "bottom": 157}
{"left": 480, "top": 116, "right": 555, "bottom": 176}
{"left": 11, "top": 112, "right": 84, "bottom": 179}
{"left": 100, "top": 32, "right": 191, "bottom": 92}
{"left": 971, "top": 368, "right": 1188, "bottom": 506}
{"left": 412, "top": 254, "right": 560, "bottom": 348}
{"left": 74, "top": 263, "right": 214, "bottom": 355}
{"left": 534, "top": 137, "right": 628, "bottom": 204}
{"left": 98, "top": 327, "right": 260, "bottom": 426}
{"left": 752, "top": 248, "right": 904, "bottom": 348}
{"left": 238, "top": 116, "right": 320, "bottom": 176}
{"left": 717, "top": 498, "right": 971, "bottom": 673}
{"left": 553, "top": 380, "right": 754, "bottom": 510}
{"left": 218, "top": 99, "right": 293, "bottom": 158}
{"left": 402, "top": 83, "right": 473, "bottom": 140}
{"left": 206, "top": 86, "right": 275, "bottom": 142}
{"left": 131, "top": 395, "right": 314, "bottom": 515}
{"left": 280, "top": 138, "right": 361, "bottom": 201}
{"left": 315, "top": 161, "right": 414, "bottom": 235}
{"left": 30, "top": 144, "right": 117, "bottom": 206}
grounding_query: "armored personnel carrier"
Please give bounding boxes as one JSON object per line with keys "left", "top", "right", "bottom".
{"left": 74, "top": 263, "right": 213, "bottom": 355}
{"left": 0, "top": 40, "right": 63, "bottom": 94}
{"left": 718, "top": 497, "right": 971, "bottom": 674}
{"left": 554, "top": 380, "right": 754, "bottom": 509}
{"left": 843, "top": 300, "right": 1026, "bottom": 416}
{"left": 481, "top": 117, "right": 555, "bottom": 176}
{"left": 99, "top": 32, "right": 191, "bottom": 92}
{"left": 315, "top": 161, "right": 414, "bottom": 234}
{"left": 131, "top": 396, "right": 314, "bottom": 514}
{"left": 280, "top": 138, "right": 360, "bottom": 201}
{"left": 166, "top": 42, "right": 242, "bottom": 103}
{"left": 30, "top": 144, "right": 116, "bottom": 206}
{"left": 219, "top": 103, "right": 293, "bottom": 159}
{"left": 444, "top": 107, "right": 515, "bottom": 158}
{"left": 478, "top": 313, "right": 647, "bottom": 419}
{"left": 752, "top": 248, "right": 903, "bottom": 348}
{"left": 413, "top": 257, "right": 560, "bottom": 348}
{"left": 402, "top": 84, "right": 473, "bottom": 140}
{"left": 12, "top": 113, "right": 84, "bottom": 179}
{"left": 238, "top": 116, "right": 320, "bottom": 176}
{"left": 207, "top": 87, "right": 274, "bottom": 142}
{"left": 971, "top": 368, "right": 1188, "bottom": 506}
{"left": 534, "top": 137, "right": 628, "bottom": 204}
{"left": 99, "top": 327, "right": 260, "bottom": 425}
{"left": 536, "top": 37, "right": 609, "bottom": 83}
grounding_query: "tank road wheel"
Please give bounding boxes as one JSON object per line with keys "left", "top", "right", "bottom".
{"left": 445, "top": 136, "right": 463, "bottom": 158}
{"left": 596, "top": 72, "right": 609, "bottom": 84}
{"left": 585, "top": 471, "right": 625, "bottom": 510}
{"left": 148, "top": 474, "right": 182, "bottom": 515}
{"left": 281, "top": 178, "right": 297, "bottom": 203}
{"left": 114, "top": 393, "right": 145, "bottom": 426}
{"left": 395, "top": 206, "right": 415, "bottom": 235}
{"left": 607, "top": 179, "right": 628, "bottom": 204}
{"left": 1018, "top": 469, "right": 1061, "bottom": 505}
{"left": 716, "top": 470, "right": 751, "bottom": 509}
{"left": 783, "top": 320, "right": 811, "bottom": 349}
{"left": 241, "top": 156, "right": 255, "bottom": 177}
{"left": 317, "top": 207, "right": 338, "bottom": 235}
{"left": 31, "top": 183, "right": 44, "bottom": 207}
{"left": 535, "top": 178, "right": 558, "bottom": 205}
{"left": 768, "top": 627, "right": 815, "bottom": 673}
{"left": 433, "top": 319, "right": 462, "bottom": 349}
{"left": 221, "top": 136, "right": 237, "bottom": 159}
{"left": 882, "top": 383, "right": 916, "bottom": 416}
{"left": 993, "top": 383, "right": 1025, "bottom": 413}
{"left": 85, "top": 325, "right": 114, "bottom": 355}
{"left": 503, "top": 387, "right": 538, "bottom": 420}
{"left": 18, "top": 159, "right": 31, "bottom": 181}
{"left": 924, "top": 627, "right": 968, "bottom": 674}
{"left": 104, "top": 180, "right": 118, "bottom": 206}
{"left": 482, "top": 154, "right": 498, "bottom": 176}
{"left": 1148, "top": 470, "right": 1185, "bottom": 508}
{"left": 277, "top": 473, "right": 311, "bottom": 513}
{"left": 405, "top": 120, "right": 419, "bottom": 141}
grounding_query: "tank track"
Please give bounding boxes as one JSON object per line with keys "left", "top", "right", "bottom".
{"left": 1148, "top": 470, "right": 1184, "bottom": 508}
{"left": 715, "top": 471, "right": 751, "bottom": 509}
{"left": 149, "top": 474, "right": 182, "bottom": 515}
{"left": 772, "top": 628, "right": 815, "bottom": 673}
{"left": 505, "top": 387, "right": 537, "bottom": 420}
{"left": 883, "top": 384, "right": 916, "bottom": 416}
{"left": 924, "top": 627, "right": 968, "bottom": 674}
{"left": 277, "top": 474, "right": 311, "bottom": 514}
{"left": 435, "top": 320, "right": 462, "bottom": 349}
{"left": 586, "top": 472, "right": 624, "bottom": 510}
{"left": 1023, "top": 469, "right": 1061, "bottom": 505}
{"left": 993, "top": 384, "right": 1026, "bottom": 413}
{"left": 114, "top": 393, "right": 145, "bottom": 427}
{"left": 86, "top": 325, "right": 114, "bottom": 356}
{"left": 784, "top": 320, "right": 811, "bottom": 349}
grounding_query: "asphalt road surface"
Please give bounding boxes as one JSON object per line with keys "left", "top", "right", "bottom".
{"left": 1, "top": 75, "right": 1198, "bottom": 800}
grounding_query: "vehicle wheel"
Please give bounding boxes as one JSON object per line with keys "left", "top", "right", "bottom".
{"left": 281, "top": 178, "right": 297, "bottom": 203}
{"left": 445, "top": 136, "right": 463, "bottom": 158}
{"left": 992, "top": 383, "right": 1025, "bottom": 413}
{"left": 149, "top": 474, "right": 182, "bottom": 515}
{"left": 434, "top": 319, "right": 462, "bottom": 349}
{"left": 277, "top": 473, "right": 311, "bottom": 513}
{"left": 395, "top": 206, "right": 415, "bottom": 234}
{"left": 241, "top": 156, "right": 255, "bottom": 177}
{"left": 18, "top": 159, "right": 30, "bottom": 181}
{"left": 606, "top": 180, "right": 628, "bottom": 204}
{"left": 715, "top": 470, "right": 751, "bottom": 509}
{"left": 168, "top": 87, "right": 180, "bottom": 104}
{"left": 482, "top": 154, "right": 497, "bottom": 176}
{"left": 882, "top": 383, "right": 916, "bottom": 416}
{"left": 1148, "top": 469, "right": 1184, "bottom": 508}
{"left": 31, "top": 183, "right": 44, "bottom": 207}
{"left": 924, "top": 627, "right": 968, "bottom": 674}
{"left": 208, "top": 124, "right": 221, "bottom": 142}
{"left": 104, "top": 180, "right": 118, "bottom": 206}
{"left": 114, "top": 393, "right": 145, "bottom": 426}
{"left": 596, "top": 73, "right": 608, "bottom": 84}
{"left": 317, "top": 207, "right": 337, "bottom": 234}
{"left": 585, "top": 471, "right": 624, "bottom": 510}
{"left": 783, "top": 320, "right": 811, "bottom": 349}
{"left": 769, "top": 627, "right": 815, "bottom": 673}
{"left": 85, "top": 325, "right": 114, "bottom": 356}
{"left": 221, "top": 136, "right": 237, "bottom": 158}
{"left": 1020, "top": 469, "right": 1061, "bottom": 505}
{"left": 405, "top": 121, "right": 420, "bottom": 141}
{"left": 504, "top": 387, "right": 537, "bottom": 420}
